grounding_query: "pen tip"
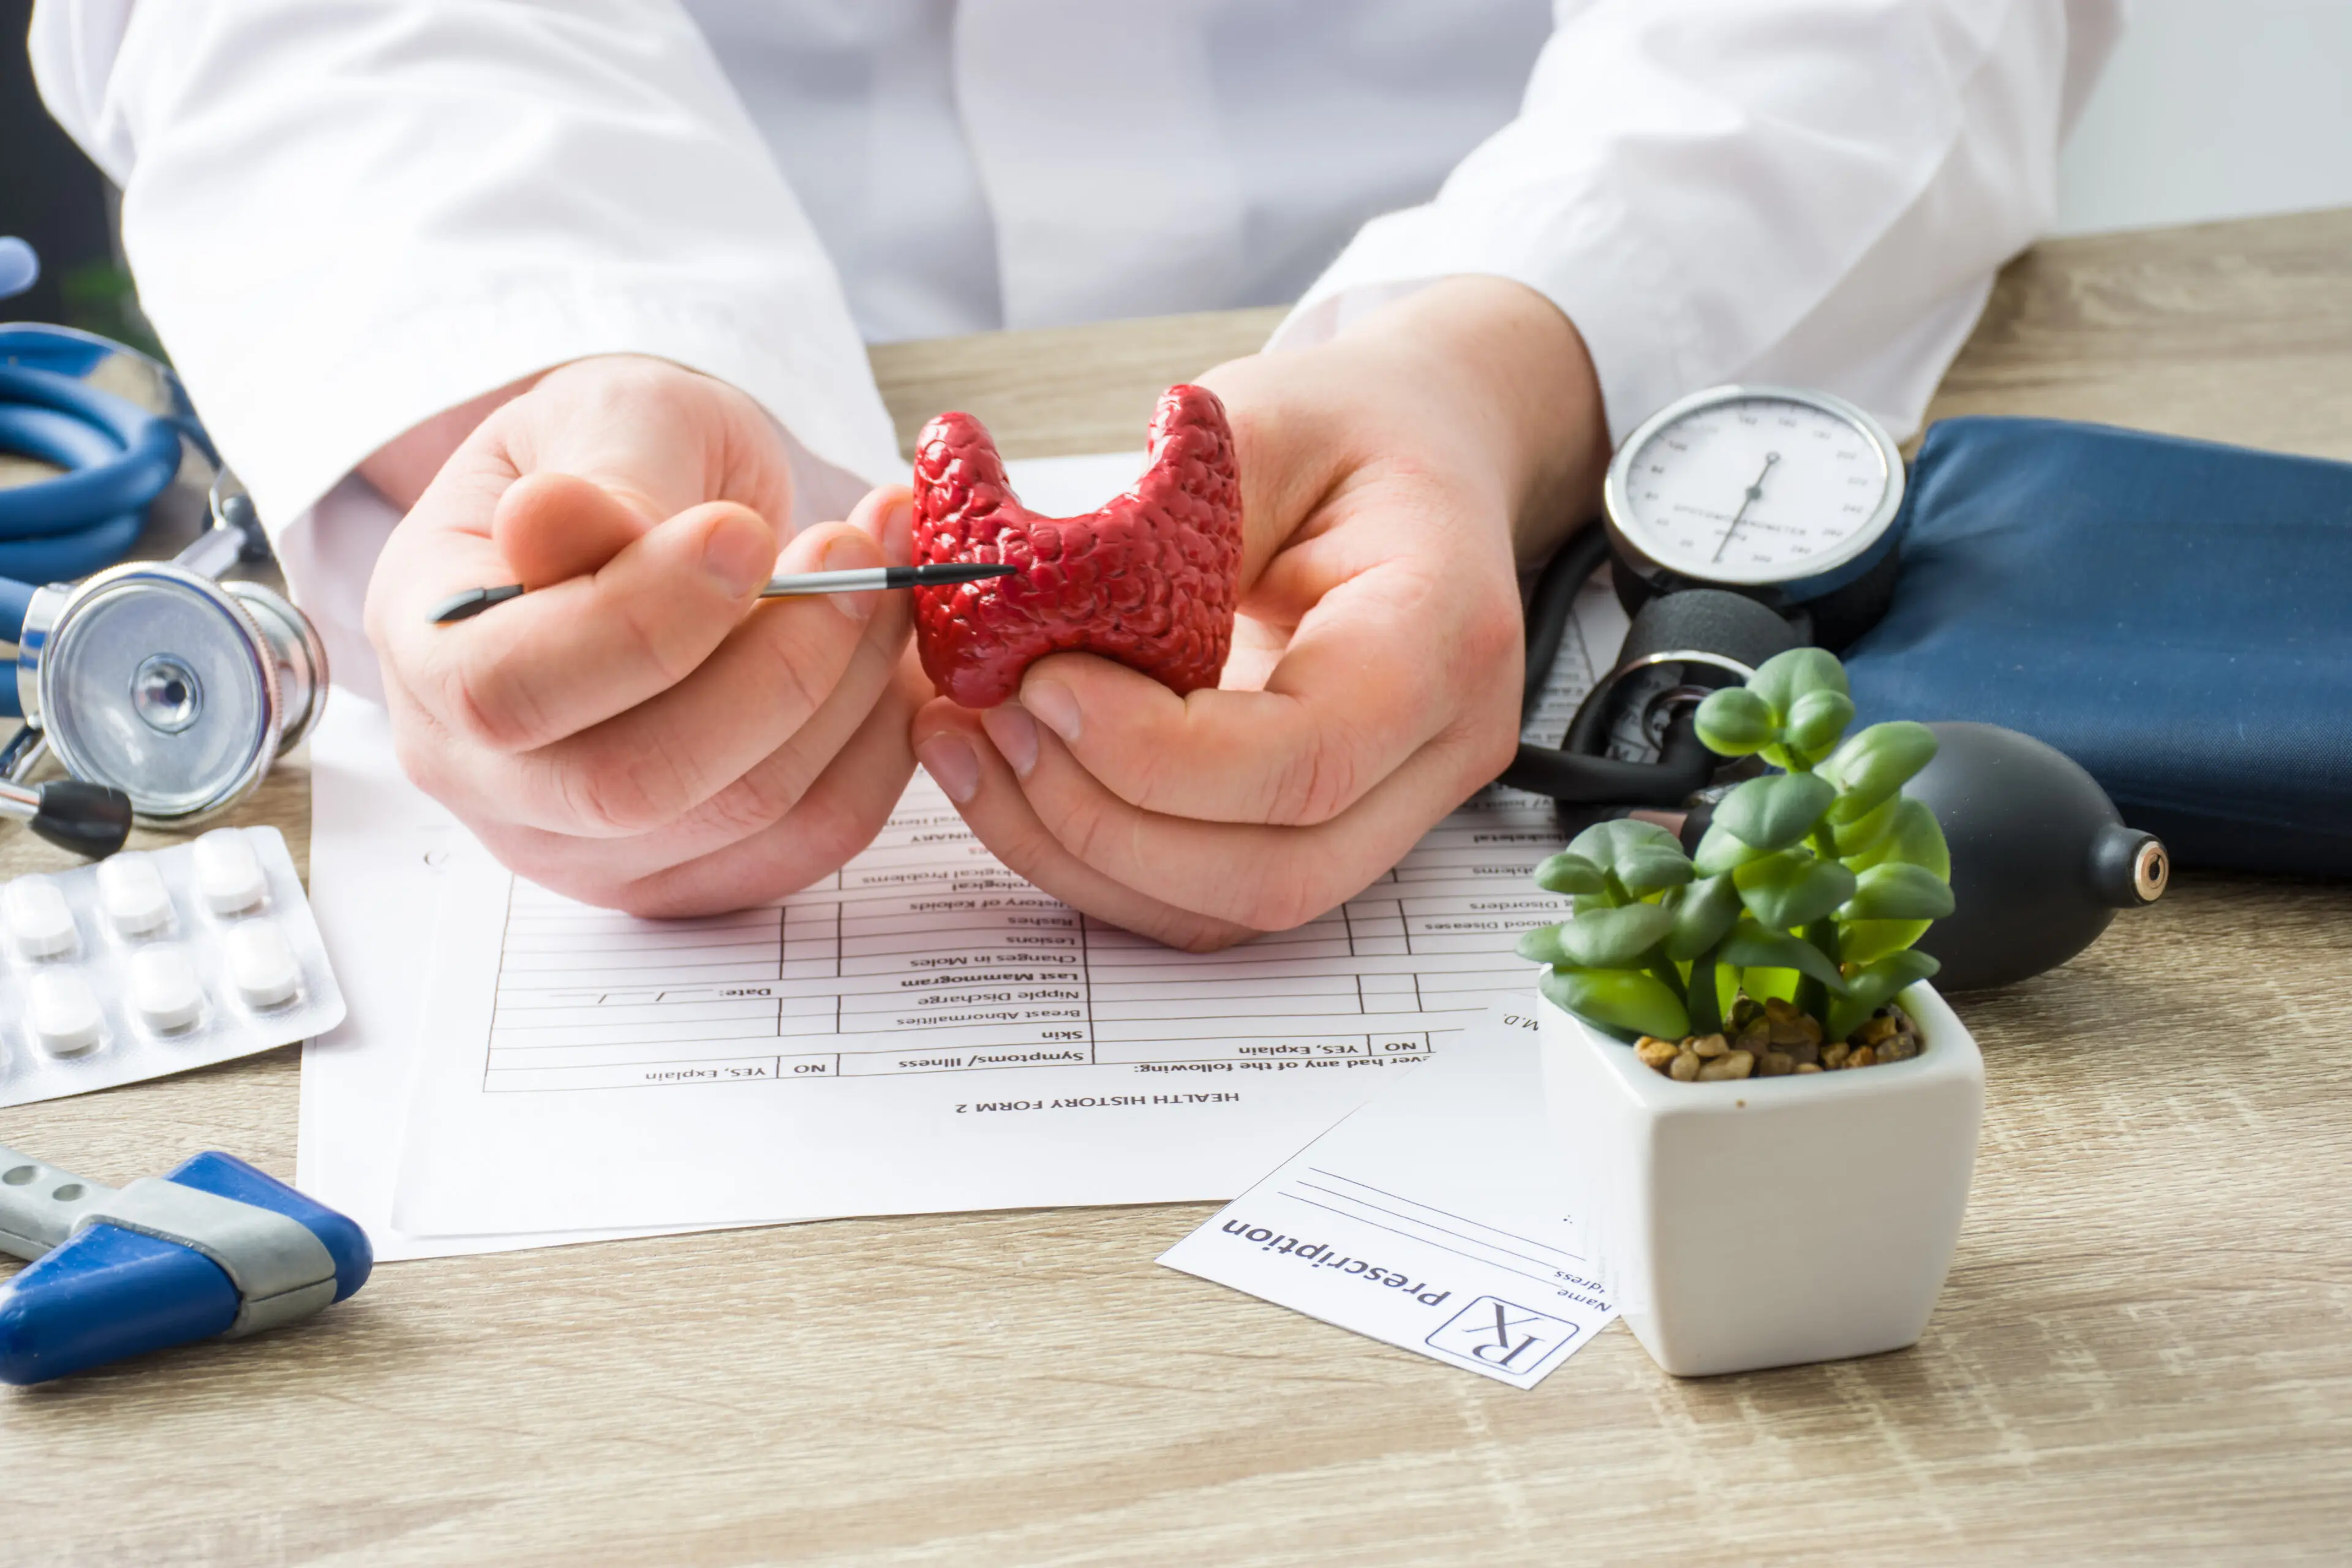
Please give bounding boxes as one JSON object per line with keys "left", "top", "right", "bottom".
{"left": 428, "top": 584, "right": 524, "bottom": 624}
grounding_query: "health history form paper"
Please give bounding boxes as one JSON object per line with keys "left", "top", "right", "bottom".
{"left": 389, "top": 455, "right": 1623, "bottom": 1238}
{"left": 394, "top": 774, "right": 1577, "bottom": 1234}
{"left": 469, "top": 782, "right": 1539, "bottom": 1095}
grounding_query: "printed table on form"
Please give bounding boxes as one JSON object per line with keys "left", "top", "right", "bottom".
{"left": 479, "top": 778, "right": 1574, "bottom": 1093}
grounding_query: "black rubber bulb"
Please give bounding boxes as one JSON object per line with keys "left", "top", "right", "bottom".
{"left": 29, "top": 780, "right": 135, "bottom": 859}
{"left": 1905, "top": 722, "right": 2167, "bottom": 992}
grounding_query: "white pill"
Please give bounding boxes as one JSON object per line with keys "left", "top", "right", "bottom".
{"left": 194, "top": 829, "right": 269, "bottom": 915}
{"left": 29, "top": 971, "right": 104, "bottom": 1057}
{"left": 129, "top": 944, "right": 206, "bottom": 1033}
{"left": 3, "top": 877, "right": 79, "bottom": 959}
{"left": 97, "top": 854, "right": 175, "bottom": 937}
{"left": 225, "top": 919, "right": 300, "bottom": 1008}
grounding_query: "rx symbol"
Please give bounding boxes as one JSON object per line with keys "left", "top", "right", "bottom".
{"left": 1471, "top": 1301, "right": 1547, "bottom": 1368}
{"left": 1427, "top": 1295, "right": 1580, "bottom": 1378}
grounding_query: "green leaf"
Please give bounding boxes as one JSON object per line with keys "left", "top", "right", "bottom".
{"left": 1693, "top": 820, "right": 1773, "bottom": 877}
{"left": 1833, "top": 858, "right": 1953, "bottom": 964}
{"left": 1663, "top": 874, "right": 1744, "bottom": 962}
{"left": 1542, "top": 967, "right": 1690, "bottom": 1041}
{"left": 1532, "top": 851, "right": 1606, "bottom": 897}
{"left": 1749, "top": 647, "right": 1849, "bottom": 720}
{"left": 1836, "top": 918, "right": 1934, "bottom": 967}
{"left": 1823, "top": 722, "right": 1940, "bottom": 823}
{"left": 1551, "top": 904, "right": 1676, "bottom": 970}
{"left": 1515, "top": 923, "right": 1570, "bottom": 965}
{"left": 1784, "top": 688, "right": 1856, "bottom": 759}
{"left": 1719, "top": 921, "right": 1850, "bottom": 994}
{"left": 1838, "top": 796, "right": 1951, "bottom": 879}
{"left": 1733, "top": 852, "right": 1858, "bottom": 931}
{"left": 1713, "top": 772, "right": 1838, "bottom": 854}
{"left": 1830, "top": 791, "right": 1899, "bottom": 858}
{"left": 1694, "top": 687, "right": 1777, "bottom": 757}
{"left": 1837, "top": 861, "right": 1955, "bottom": 922}
{"left": 1567, "top": 818, "right": 1672, "bottom": 865}
{"left": 1825, "top": 950, "right": 1942, "bottom": 1043}
{"left": 1566, "top": 819, "right": 1694, "bottom": 897}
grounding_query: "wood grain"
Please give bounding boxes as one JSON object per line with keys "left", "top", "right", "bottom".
{"left": 1927, "top": 207, "right": 2352, "bottom": 460}
{"left": 869, "top": 307, "right": 1287, "bottom": 459}
{"left": 4, "top": 213, "right": 2351, "bottom": 1566}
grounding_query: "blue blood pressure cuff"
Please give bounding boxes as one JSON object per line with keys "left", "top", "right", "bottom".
{"left": 1842, "top": 417, "right": 2352, "bottom": 875}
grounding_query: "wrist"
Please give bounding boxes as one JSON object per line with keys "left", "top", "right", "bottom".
{"left": 1336, "top": 276, "right": 1610, "bottom": 567}
{"left": 357, "top": 369, "right": 545, "bottom": 512}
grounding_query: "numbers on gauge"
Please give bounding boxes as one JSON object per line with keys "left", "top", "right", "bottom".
{"left": 1616, "top": 394, "right": 1891, "bottom": 586}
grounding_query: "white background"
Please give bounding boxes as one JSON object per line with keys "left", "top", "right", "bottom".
{"left": 2055, "top": 0, "right": 2352, "bottom": 236}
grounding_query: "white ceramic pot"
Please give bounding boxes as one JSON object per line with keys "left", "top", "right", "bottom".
{"left": 1540, "top": 985, "right": 1983, "bottom": 1378}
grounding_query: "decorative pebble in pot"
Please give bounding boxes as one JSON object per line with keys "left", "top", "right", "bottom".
{"left": 1520, "top": 649, "right": 1982, "bottom": 1378}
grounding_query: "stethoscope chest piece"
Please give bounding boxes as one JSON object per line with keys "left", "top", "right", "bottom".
{"left": 2, "top": 255, "right": 331, "bottom": 850}
{"left": 15, "top": 563, "right": 326, "bottom": 825}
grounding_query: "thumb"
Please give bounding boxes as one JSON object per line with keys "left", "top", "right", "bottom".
{"left": 492, "top": 471, "right": 663, "bottom": 589}
{"left": 1194, "top": 355, "right": 1347, "bottom": 590}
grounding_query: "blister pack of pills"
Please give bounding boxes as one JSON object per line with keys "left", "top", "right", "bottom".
{"left": 0, "top": 826, "right": 345, "bottom": 1108}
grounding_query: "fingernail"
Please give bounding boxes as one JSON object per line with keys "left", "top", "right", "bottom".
{"left": 703, "top": 511, "right": 774, "bottom": 598}
{"left": 982, "top": 703, "right": 1039, "bottom": 778}
{"left": 824, "top": 535, "right": 876, "bottom": 620}
{"left": 1022, "top": 679, "right": 1080, "bottom": 745}
{"left": 916, "top": 734, "right": 979, "bottom": 804}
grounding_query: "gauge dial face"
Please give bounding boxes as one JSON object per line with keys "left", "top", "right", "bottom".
{"left": 1608, "top": 390, "right": 1898, "bottom": 589}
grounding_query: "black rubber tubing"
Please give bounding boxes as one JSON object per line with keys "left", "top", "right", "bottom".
{"left": 1502, "top": 523, "right": 1797, "bottom": 805}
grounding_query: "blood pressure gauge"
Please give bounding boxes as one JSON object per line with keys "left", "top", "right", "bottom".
{"left": 1518, "top": 385, "right": 1909, "bottom": 802}
{"left": 1602, "top": 385, "right": 1907, "bottom": 605}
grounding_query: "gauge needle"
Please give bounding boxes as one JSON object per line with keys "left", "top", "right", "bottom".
{"left": 1712, "top": 451, "right": 1780, "bottom": 564}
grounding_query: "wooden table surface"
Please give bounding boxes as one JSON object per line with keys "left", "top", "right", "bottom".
{"left": 4, "top": 209, "right": 2350, "bottom": 1566}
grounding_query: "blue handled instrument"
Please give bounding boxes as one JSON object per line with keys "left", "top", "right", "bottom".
{"left": 0, "top": 1142, "right": 371, "bottom": 1385}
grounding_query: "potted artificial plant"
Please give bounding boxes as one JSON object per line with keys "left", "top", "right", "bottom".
{"left": 1521, "top": 648, "right": 1983, "bottom": 1378}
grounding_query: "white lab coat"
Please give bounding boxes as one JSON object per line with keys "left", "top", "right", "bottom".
{"left": 31, "top": 0, "right": 2119, "bottom": 697}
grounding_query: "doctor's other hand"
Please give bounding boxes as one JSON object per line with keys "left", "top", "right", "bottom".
{"left": 910, "top": 276, "right": 1608, "bottom": 949}
{"left": 362, "top": 355, "right": 919, "bottom": 915}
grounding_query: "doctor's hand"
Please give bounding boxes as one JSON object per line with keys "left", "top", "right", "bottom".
{"left": 362, "top": 355, "right": 919, "bottom": 916}
{"left": 909, "top": 277, "right": 1608, "bottom": 949}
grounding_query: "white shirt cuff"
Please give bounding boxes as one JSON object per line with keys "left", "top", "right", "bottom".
{"left": 1265, "top": 193, "right": 1691, "bottom": 451}
{"left": 217, "top": 280, "right": 902, "bottom": 546}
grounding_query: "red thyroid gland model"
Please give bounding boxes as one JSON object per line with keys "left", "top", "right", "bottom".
{"left": 910, "top": 383, "right": 1243, "bottom": 709}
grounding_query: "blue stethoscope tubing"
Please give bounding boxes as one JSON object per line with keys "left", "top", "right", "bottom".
{"left": 0, "top": 364, "right": 191, "bottom": 623}
{"left": 0, "top": 333, "right": 209, "bottom": 715}
{"left": 0, "top": 237, "right": 225, "bottom": 731}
